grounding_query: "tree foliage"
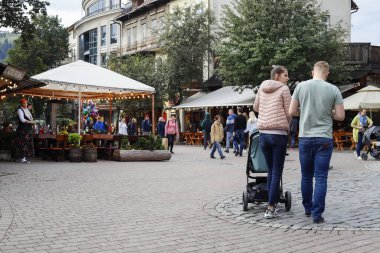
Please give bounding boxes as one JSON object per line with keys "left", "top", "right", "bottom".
{"left": 6, "top": 15, "right": 69, "bottom": 75}
{"left": 217, "top": 0, "right": 352, "bottom": 89}
{"left": 0, "top": 0, "right": 49, "bottom": 42}
{"left": 107, "top": 54, "right": 169, "bottom": 125}
{"left": 158, "top": 3, "right": 216, "bottom": 103}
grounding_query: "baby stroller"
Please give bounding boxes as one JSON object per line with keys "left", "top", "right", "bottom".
{"left": 242, "top": 130, "right": 292, "bottom": 211}
{"left": 361, "top": 126, "right": 380, "bottom": 160}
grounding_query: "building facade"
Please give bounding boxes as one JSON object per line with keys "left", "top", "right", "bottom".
{"left": 69, "top": 0, "right": 358, "bottom": 66}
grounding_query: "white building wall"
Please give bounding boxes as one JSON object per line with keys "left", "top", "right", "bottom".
{"left": 317, "top": 0, "right": 352, "bottom": 42}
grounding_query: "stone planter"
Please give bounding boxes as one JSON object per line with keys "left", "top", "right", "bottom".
{"left": 113, "top": 149, "right": 172, "bottom": 162}
{"left": 0, "top": 150, "right": 12, "bottom": 161}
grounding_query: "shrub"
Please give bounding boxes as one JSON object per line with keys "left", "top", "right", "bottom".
{"left": 68, "top": 133, "right": 82, "bottom": 148}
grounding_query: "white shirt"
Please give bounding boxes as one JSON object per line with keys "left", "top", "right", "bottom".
{"left": 245, "top": 119, "right": 257, "bottom": 135}
{"left": 118, "top": 122, "right": 128, "bottom": 135}
{"left": 17, "top": 108, "right": 33, "bottom": 123}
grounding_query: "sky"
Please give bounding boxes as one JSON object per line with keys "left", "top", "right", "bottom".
{"left": 46, "top": 0, "right": 379, "bottom": 46}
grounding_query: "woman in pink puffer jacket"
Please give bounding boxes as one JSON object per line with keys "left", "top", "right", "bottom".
{"left": 253, "top": 65, "right": 291, "bottom": 219}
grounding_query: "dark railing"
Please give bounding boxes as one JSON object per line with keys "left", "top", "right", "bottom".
{"left": 86, "top": 4, "right": 121, "bottom": 18}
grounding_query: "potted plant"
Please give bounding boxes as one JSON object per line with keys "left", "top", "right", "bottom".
{"left": 68, "top": 133, "right": 82, "bottom": 162}
{"left": 83, "top": 142, "right": 97, "bottom": 162}
{"left": 113, "top": 135, "right": 171, "bottom": 161}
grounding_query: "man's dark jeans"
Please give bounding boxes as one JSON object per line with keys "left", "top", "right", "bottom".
{"left": 259, "top": 133, "right": 288, "bottom": 206}
{"left": 234, "top": 129, "right": 245, "bottom": 154}
{"left": 299, "top": 137, "right": 333, "bottom": 221}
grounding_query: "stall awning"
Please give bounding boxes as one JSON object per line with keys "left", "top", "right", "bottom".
{"left": 20, "top": 60, "right": 155, "bottom": 99}
{"left": 173, "top": 86, "right": 255, "bottom": 109}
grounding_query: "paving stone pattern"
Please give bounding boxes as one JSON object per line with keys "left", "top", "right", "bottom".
{"left": 0, "top": 147, "right": 379, "bottom": 252}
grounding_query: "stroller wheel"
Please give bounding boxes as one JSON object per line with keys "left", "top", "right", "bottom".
{"left": 242, "top": 191, "right": 248, "bottom": 211}
{"left": 285, "top": 191, "right": 292, "bottom": 211}
{"left": 361, "top": 153, "right": 368, "bottom": 160}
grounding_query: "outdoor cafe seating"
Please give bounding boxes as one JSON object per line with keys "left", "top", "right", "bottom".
{"left": 333, "top": 131, "right": 356, "bottom": 151}
{"left": 182, "top": 131, "right": 204, "bottom": 145}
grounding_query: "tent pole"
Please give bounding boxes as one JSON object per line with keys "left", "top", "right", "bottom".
{"left": 152, "top": 94, "right": 156, "bottom": 135}
{"left": 78, "top": 91, "right": 81, "bottom": 134}
{"left": 370, "top": 108, "right": 373, "bottom": 119}
{"left": 109, "top": 96, "right": 112, "bottom": 128}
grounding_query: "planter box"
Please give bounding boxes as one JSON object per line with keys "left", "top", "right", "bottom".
{"left": 113, "top": 149, "right": 172, "bottom": 161}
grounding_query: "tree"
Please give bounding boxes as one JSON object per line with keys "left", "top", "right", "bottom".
{"left": 6, "top": 15, "right": 69, "bottom": 75}
{"left": 158, "top": 3, "right": 216, "bottom": 103}
{"left": 217, "top": 0, "right": 352, "bottom": 89}
{"left": 107, "top": 54, "right": 169, "bottom": 128}
{"left": 0, "top": 0, "right": 49, "bottom": 41}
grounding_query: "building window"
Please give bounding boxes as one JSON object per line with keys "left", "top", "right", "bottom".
{"left": 141, "top": 23, "right": 147, "bottom": 42}
{"left": 101, "top": 25, "right": 106, "bottom": 46}
{"left": 126, "top": 28, "right": 131, "bottom": 48}
{"left": 110, "top": 0, "right": 120, "bottom": 9}
{"left": 89, "top": 28, "right": 98, "bottom": 64}
{"left": 79, "top": 28, "right": 97, "bottom": 64}
{"left": 101, "top": 53, "right": 107, "bottom": 66}
{"left": 110, "top": 23, "right": 118, "bottom": 44}
{"left": 151, "top": 19, "right": 157, "bottom": 33}
{"left": 131, "top": 26, "right": 137, "bottom": 47}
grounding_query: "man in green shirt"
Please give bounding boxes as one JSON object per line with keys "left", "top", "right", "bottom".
{"left": 289, "top": 61, "right": 345, "bottom": 224}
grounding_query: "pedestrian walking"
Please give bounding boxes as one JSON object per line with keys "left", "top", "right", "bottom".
{"left": 142, "top": 115, "right": 152, "bottom": 135}
{"left": 224, "top": 109, "right": 237, "bottom": 153}
{"left": 289, "top": 116, "right": 299, "bottom": 150}
{"left": 128, "top": 118, "right": 137, "bottom": 136}
{"left": 157, "top": 117, "right": 166, "bottom": 138}
{"left": 351, "top": 108, "right": 373, "bottom": 159}
{"left": 165, "top": 114, "right": 179, "bottom": 154}
{"left": 201, "top": 112, "right": 213, "bottom": 150}
{"left": 15, "top": 98, "right": 35, "bottom": 163}
{"left": 253, "top": 65, "right": 291, "bottom": 219}
{"left": 233, "top": 107, "right": 247, "bottom": 157}
{"left": 210, "top": 115, "right": 225, "bottom": 159}
{"left": 289, "top": 61, "right": 345, "bottom": 224}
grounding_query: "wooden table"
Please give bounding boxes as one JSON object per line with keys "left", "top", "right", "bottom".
{"left": 333, "top": 131, "right": 355, "bottom": 151}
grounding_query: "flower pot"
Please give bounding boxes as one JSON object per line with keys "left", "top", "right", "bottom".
{"left": 83, "top": 148, "right": 97, "bottom": 162}
{"left": 69, "top": 148, "right": 82, "bottom": 162}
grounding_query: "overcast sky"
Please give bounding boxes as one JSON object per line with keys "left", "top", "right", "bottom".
{"left": 46, "top": 0, "right": 380, "bottom": 45}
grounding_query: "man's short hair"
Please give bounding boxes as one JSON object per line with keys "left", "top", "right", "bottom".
{"left": 237, "top": 107, "right": 243, "bottom": 114}
{"left": 314, "top": 61, "right": 329, "bottom": 73}
{"left": 214, "top": 115, "right": 220, "bottom": 121}
{"left": 228, "top": 109, "right": 234, "bottom": 113}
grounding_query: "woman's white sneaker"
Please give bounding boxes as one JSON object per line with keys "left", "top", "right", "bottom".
{"left": 264, "top": 208, "right": 277, "bottom": 219}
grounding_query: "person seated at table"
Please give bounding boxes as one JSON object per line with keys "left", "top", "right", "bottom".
{"left": 94, "top": 116, "right": 106, "bottom": 133}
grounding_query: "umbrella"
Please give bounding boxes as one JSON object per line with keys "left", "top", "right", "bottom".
{"left": 343, "top": 85, "right": 380, "bottom": 117}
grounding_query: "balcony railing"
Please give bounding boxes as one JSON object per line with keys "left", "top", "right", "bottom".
{"left": 124, "top": 36, "right": 158, "bottom": 54}
{"left": 86, "top": 4, "right": 121, "bottom": 18}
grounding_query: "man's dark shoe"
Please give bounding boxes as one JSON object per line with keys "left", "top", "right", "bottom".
{"left": 239, "top": 153, "right": 243, "bottom": 157}
{"left": 305, "top": 211, "right": 311, "bottom": 217}
{"left": 170, "top": 151, "right": 174, "bottom": 154}
{"left": 221, "top": 156, "right": 226, "bottom": 159}
{"left": 233, "top": 150, "right": 237, "bottom": 153}
{"left": 313, "top": 217, "right": 324, "bottom": 224}
{"left": 225, "top": 149, "right": 229, "bottom": 153}
{"left": 210, "top": 156, "right": 216, "bottom": 159}
{"left": 235, "top": 152, "right": 239, "bottom": 156}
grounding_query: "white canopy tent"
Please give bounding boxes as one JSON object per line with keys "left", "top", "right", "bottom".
{"left": 173, "top": 86, "right": 255, "bottom": 109}
{"left": 343, "top": 85, "right": 380, "bottom": 117}
{"left": 19, "top": 60, "right": 156, "bottom": 133}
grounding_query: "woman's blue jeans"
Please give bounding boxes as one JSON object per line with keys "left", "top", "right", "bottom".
{"left": 259, "top": 133, "right": 288, "bottom": 206}
{"left": 299, "top": 137, "right": 333, "bottom": 220}
{"left": 210, "top": 141, "right": 223, "bottom": 158}
{"left": 356, "top": 131, "right": 363, "bottom": 157}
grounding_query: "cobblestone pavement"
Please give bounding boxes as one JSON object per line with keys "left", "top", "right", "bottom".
{"left": 0, "top": 146, "right": 379, "bottom": 252}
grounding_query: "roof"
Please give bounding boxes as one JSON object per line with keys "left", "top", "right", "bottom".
{"left": 173, "top": 86, "right": 255, "bottom": 109}
{"left": 0, "top": 63, "right": 46, "bottom": 96}
{"left": 116, "top": 0, "right": 170, "bottom": 21}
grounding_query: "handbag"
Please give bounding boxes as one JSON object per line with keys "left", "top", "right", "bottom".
{"left": 162, "top": 137, "right": 168, "bottom": 149}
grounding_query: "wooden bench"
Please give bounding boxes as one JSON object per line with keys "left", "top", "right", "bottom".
{"left": 39, "top": 134, "right": 69, "bottom": 161}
